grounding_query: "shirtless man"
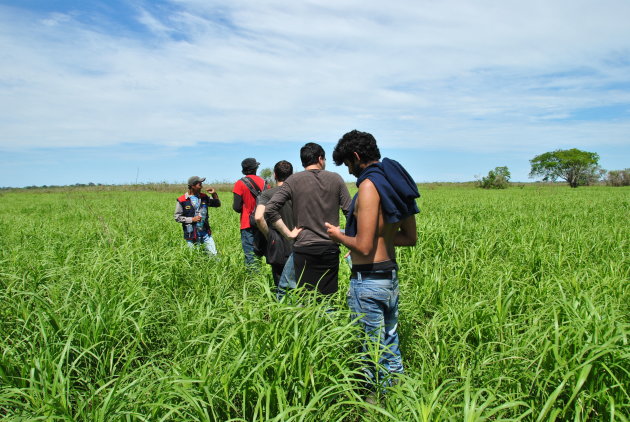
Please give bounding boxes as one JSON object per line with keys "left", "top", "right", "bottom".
{"left": 325, "top": 130, "right": 419, "bottom": 391}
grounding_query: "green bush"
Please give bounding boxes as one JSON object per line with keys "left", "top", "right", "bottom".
{"left": 477, "top": 166, "right": 511, "bottom": 189}
{"left": 605, "top": 168, "right": 630, "bottom": 186}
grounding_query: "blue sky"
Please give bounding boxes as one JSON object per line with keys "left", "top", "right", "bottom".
{"left": 1, "top": 0, "right": 629, "bottom": 187}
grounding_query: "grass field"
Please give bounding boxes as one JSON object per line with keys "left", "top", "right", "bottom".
{"left": 1, "top": 184, "right": 628, "bottom": 421}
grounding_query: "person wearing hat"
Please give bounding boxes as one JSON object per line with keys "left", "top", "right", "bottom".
{"left": 174, "top": 176, "right": 221, "bottom": 255}
{"left": 232, "top": 158, "right": 268, "bottom": 267}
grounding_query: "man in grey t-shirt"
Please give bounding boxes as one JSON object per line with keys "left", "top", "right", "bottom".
{"left": 264, "top": 143, "right": 351, "bottom": 296}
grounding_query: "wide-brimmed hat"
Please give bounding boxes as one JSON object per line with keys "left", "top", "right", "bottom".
{"left": 241, "top": 158, "right": 260, "bottom": 172}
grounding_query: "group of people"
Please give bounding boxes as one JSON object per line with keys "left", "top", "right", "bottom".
{"left": 173, "top": 130, "right": 420, "bottom": 394}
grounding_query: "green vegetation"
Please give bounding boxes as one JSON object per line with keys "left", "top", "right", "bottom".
{"left": 529, "top": 149, "right": 601, "bottom": 188}
{"left": 1, "top": 185, "right": 628, "bottom": 420}
{"left": 477, "top": 166, "right": 511, "bottom": 189}
{"left": 605, "top": 169, "right": 630, "bottom": 187}
{"left": 259, "top": 168, "right": 274, "bottom": 186}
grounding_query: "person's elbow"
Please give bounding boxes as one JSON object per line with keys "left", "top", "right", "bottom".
{"left": 353, "top": 240, "right": 375, "bottom": 257}
{"left": 399, "top": 230, "right": 417, "bottom": 246}
{"left": 353, "top": 247, "right": 372, "bottom": 258}
{"left": 408, "top": 231, "right": 418, "bottom": 246}
{"left": 263, "top": 210, "right": 276, "bottom": 222}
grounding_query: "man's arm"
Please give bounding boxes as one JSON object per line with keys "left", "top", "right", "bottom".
{"left": 264, "top": 184, "right": 289, "bottom": 226}
{"left": 394, "top": 214, "right": 417, "bottom": 246}
{"left": 339, "top": 177, "right": 352, "bottom": 216}
{"left": 206, "top": 188, "right": 221, "bottom": 207}
{"left": 265, "top": 184, "right": 302, "bottom": 240}
{"left": 232, "top": 193, "right": 243, "bottom": 213}
{"left": 254, "top": 204, "right": 270, "bottom": 238}
{"left": 272, "top": 219, "right": 302, "bottom": 240}
{"left": 326, "top": 179, "right": 379, "bottom": 256}
{"left": 174, "top": 201, "right": 200, "bottom": 224}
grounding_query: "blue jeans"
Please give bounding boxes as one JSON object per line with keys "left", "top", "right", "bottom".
{"left": 347, "top": 269, "right": 403, "bottom": 388}
{"left": 186, "top": 231, "right": 217, "bottom": 256}
{"left": 240, "top": 228, "right": 257, "bottom": 267}
{"left": 276, "top": 253, "right": 296, "bottom": 301}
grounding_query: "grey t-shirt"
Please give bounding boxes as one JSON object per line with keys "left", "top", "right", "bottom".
{"left": 264, "top": 169, "right": 351, "bottom": 249}
{"left": 258, "top": 186, "right": 294, "bottom": 230}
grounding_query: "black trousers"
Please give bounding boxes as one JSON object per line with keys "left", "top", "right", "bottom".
{"left": 270, "top": 263, "right": 285, "bottom": 287}
{"left": 293, "top": 249, "right": 340, "bottom": 295}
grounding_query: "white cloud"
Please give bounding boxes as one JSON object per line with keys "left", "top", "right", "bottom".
{"left": 1, "top": 0, "right": 629, "bottom": 153}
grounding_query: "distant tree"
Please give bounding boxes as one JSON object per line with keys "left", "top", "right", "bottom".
{"left": 478, "top": 166, "right": 511, "bottom": 189}
{"left": 529, "top": 148, "right": 600, "bottom": 188}
{"left": 605, "top": 169, "right": 630, "bottom": 186}
{"left": 259, "top": 167, "right": 273, "bottom": 185}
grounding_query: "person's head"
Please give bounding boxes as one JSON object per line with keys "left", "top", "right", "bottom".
{"left": 273, "top": 160, "right": 293, "bottom": 183}
{"left": 333, "top": 130, "right": 381, "bottom": 177}
{"left": 300, "top": 142, "right": 326, "bottom": 168}
{"left": 241, "top": 157, "right": 260, "bottom": 175}
{"left": 187, "top": 176, "right": 206, "bottom": 193}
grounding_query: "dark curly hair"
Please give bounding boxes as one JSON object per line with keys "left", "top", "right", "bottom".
{"left": 332, "top": 130, "right": 381, "bottom": 166}
{"left": 300, "top": 142, "right": 325, "bottom": 167}
{"left": 273, "top": 160, "right": 293, "bottom": 182}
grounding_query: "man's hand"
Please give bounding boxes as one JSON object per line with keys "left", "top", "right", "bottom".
{"left": 287, "top": 227, "right": 303, "bottom": 240}
{"left": 272, "top": 219, "right": 302, "bottom": 240}
{"left": 192, "top": 215, "right": 202, "bottom": 222}
{"left": 325, "top": 222, "right": 343, "bottom": 243}
{"left": 206, "top": 187, "right": 216, "bottom": 195}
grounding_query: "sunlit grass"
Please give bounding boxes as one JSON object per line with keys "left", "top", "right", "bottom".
{"left": 1, "top": 185, "right": 628, "bottom": 420}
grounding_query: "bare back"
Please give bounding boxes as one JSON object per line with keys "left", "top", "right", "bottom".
{"left": 350, "top": 178, "right": 416, "bottom": 265}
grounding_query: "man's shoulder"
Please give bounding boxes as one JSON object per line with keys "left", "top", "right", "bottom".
{"left": 243, "top": 174, "right": 267, "bottom": 188}
{"left": 259, "top": 186, "right": 279, "bottom": 201}
{"left": 177, "top": 193, "right": 188, "bottom": 202}
{"left": 324, "top": 170, "right": 344, "bottom": 181}
{"left": 265, "top": 185, "right": 280, "bottom": 194}
{"left": 357, "top": 178, "right": 379, "bottom": 198}
{"left": 233, "top": 177, "right": 255, "bottom": 194}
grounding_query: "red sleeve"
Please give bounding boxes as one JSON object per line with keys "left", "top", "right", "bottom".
{"left": 233, "top": 180, "right": 245, "bottom": 196}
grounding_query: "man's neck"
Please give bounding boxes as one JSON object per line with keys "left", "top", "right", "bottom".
{"left": 358, "top": 160, "right": 380, "bottom": 172}
{"left": 304, "top": 164, "right": 322, "bottom": 171}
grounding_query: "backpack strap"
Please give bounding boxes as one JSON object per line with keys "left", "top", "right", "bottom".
{"left": 240, "top": 176, "right": 263, "bottom": 198}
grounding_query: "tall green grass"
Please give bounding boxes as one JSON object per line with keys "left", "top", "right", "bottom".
{"left": 1, "top": 185, "right": 628, "bottom": 420}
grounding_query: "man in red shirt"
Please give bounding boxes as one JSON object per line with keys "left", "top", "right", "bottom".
{"left": 232, "top": 157, "right": 267, "bottom": 267}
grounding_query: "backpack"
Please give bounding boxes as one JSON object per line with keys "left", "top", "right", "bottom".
{"left": 240, "top": 176, "right": 269, "bottom": 257}
{"left": 265, "top": 228, "right": 293, "bottom": 265}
